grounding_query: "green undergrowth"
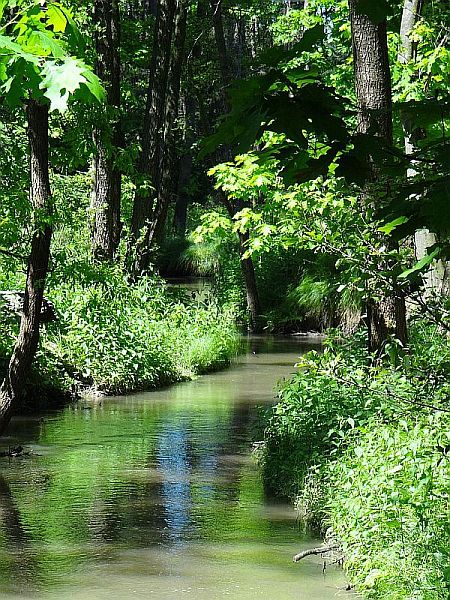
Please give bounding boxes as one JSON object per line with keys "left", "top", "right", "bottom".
{"left": 260, "top": 323, "right": 450, "bottom": 599}
{"left": 46, "top": 271, "right": 239, "bottom": 395}
{"left": 0, "top": 267, "right": 239, "bottom": 405}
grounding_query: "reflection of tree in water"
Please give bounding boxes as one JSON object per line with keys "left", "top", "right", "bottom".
{"left": 158, "top": 424, "right": 191, "bottom": 544}
{"left": 163, "top": 400, "right": 259, "bottom": 541}
{"left": 0, "top": 474, "right": 37, "bottom": 595}
{"left": 120, "top": 400, "right": 257, "bottom": 545}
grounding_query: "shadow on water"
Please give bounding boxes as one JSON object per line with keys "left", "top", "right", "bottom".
{"left": 0, "top": 335, "right": 347, "bottom": 599}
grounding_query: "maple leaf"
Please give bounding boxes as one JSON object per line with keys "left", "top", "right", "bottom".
{"left": 39, "top": 57, "right": 86, "bottom": 112}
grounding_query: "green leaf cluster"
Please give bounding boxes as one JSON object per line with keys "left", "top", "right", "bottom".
{"left": 0, "top": 1, "right": 104, "bottom": 112}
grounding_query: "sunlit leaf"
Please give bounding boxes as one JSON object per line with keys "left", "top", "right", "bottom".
{"left": 378, "top": 216, "right": 409, "bottom": 235}
{"left": 399, "top": 248, "right": 440, "bottom": 279}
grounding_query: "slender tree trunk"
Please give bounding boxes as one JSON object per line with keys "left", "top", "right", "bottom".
{"left": 172, "top": 94, "right": 196, "bottom": 235}
{"left": 209, "top": 0, "right": 262, "bottom": 332}
{"left": 0, "top": 101, "right": 52, "bottom": 435}
{"left": 238, "top": 231, "right": 261, "bottom": 332}
{"left": 399, "top": 0, "right": 423, "bottom": 64}
{"left": 210, "top": 0, "right": 233, "bottom": 104}
{"left": 398, "top": 0, "right": 447, "bottom": 295}
{"left": 127, "top": 0, "right": 176, "bottom": 276}
{"left": 349, "top": 0, "right": 408, "bottom": 353}
{"left": 399, "top": 0, "right": 423, "bottom": 164}
{"left": 153, "top": 0, "right": 189, "bottom": 242}
{"left": 173, "top": 152, "right": 193, "bottom": 235}
{"left": 91, "top": 0, "right": 122, "bottom": 261}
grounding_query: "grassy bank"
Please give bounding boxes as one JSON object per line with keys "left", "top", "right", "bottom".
{"left": 260, "top": 324, "right": 450, "bottom": 599}
{"left": 0, "top": 268, "right": 239, "bottom": 409}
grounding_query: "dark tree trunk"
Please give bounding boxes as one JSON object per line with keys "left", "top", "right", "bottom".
{"left": 173, "top": 152, "right": 193, "bottom": 235}
{"left": 349, "top": 0, "right": 408, "bottom": 353}
{"left": 210, "top": 0, "right": 233, "bottom": 113}
{"left": 153, "top": 0, "right": 189, "bottom": 242}
{"left": 238, "top": 231, "right": 262, "bottom": 332}
{"left": 209, "top": 0, "right": 262, "bottom": 332}
{"left": 171, "top": 45, "right": 199, "bottom": 236}
{"left": 127, "top": 0, "right": 176, "bottom": 276}
{"left": 0, "top": 101, "right": 52, "bottom": 436}
{"left": 91, "top": 0, "right": 122, "bottom": 261}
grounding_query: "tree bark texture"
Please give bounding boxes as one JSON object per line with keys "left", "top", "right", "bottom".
{"left": 349, "top": 0, "right": 408, "bottom": 352}
{"left": 91, "top": 0, "right": 122, "bottom": 261}
{"left": 127, "top": 0, "right": 176, "bottom": 276}
{"left": 0, "top": 101, "right": 52, "bottom": 436}
{"left": 350, "top": 2, "right": 393, "bottom": 140}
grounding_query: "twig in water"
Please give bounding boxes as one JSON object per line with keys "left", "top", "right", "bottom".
{"left": 293, "top": 544, "right": 340, "bottom": 563}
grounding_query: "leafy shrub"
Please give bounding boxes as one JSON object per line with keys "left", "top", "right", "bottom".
{"left": 1, "top": 261, "right": 239, "bottom": 401}
{"left": 262, "top": 331, "right": 384, "bottom": 496}
{"left": 261, "top": 322, "right": 450, "bottom": 598}
{"left": 46, "top": 275, "right": 175, "bottom": 393}
{"left": 44, "top": 270, "right": 239, "bottom": 394}
{"left": 329, "top": 415, "right": 450, "bottom": 599}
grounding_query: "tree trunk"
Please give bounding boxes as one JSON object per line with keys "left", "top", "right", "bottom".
{"left": 350, "top": 3, "right": 392, "bottom": 140}
{"left": 153, "top": 0, "right": 189, "bottom": 242}
{"left": 238, "top": 231, "right": 262, "bottom": 332}
{"left": 399, "top": 0, "right": 423, "bottom": 64}
{"left": 209, "top": 0, "right": 262, "bottom": 332}
{"left": 0, "top": 101, "right": 52, "bottom": 436}
{"left": 349, "top": 0, "right": 408, "bottom": 353}
{"left": 173, "top": 152, "right": 193, "bottom": 235}
{"left": 210, "top": 0, "right": 233, "bottom": 102}
{"left": 398, "top": 0, "right": 447, "bottom": 295}
{"left": 91, "top": 0, "right": 122, "bottom": 261}
{"left": 127, "top": 0, "right": 176, "bottom": 276}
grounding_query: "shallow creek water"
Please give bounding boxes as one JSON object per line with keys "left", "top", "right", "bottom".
{"left": 0, "top": 336, "right": 347, "bottom": 599}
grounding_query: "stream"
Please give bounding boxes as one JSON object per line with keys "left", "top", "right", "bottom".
{"left": 0, "top": 336, "right": 347, "bottom": 599}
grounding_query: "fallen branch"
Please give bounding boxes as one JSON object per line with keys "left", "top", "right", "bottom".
{"left": 293, "top": 544, "right": 340, "bottom": 563}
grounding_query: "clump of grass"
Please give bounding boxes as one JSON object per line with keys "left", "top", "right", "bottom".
{"left": 179, "top": 238, "right": 222, "bottom": 276}
{"left": 288, "top": 275, "right": 337, "bottom": 328}
{"left": 43, "top": 269, "right": 239, "bottom": 395}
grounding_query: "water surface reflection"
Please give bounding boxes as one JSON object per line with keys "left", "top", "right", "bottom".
{"left": 0, "top": 336, "right": 346, "bottom": 599}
